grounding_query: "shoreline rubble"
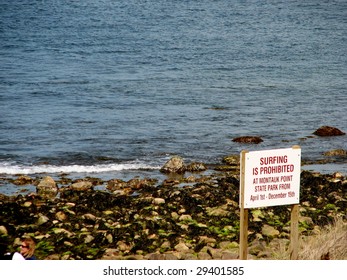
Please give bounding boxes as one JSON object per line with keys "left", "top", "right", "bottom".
{"left": 1, "top": 154, "right": 346, "bottom": 260}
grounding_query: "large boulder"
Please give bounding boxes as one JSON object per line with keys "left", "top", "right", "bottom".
{"left": 36, "top": 176, "right": 58, "bottom": 199}
{"left": 313, "top": 126, "right": 345, "bottom": 137}
{"left": 160, "top": 156, "right": 186, "bottom": 174}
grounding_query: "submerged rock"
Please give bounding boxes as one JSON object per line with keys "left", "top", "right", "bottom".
{"left": 185, "top": 162, "right": 207, "bottom": 172}
{"left": 222, "top": 154, "right": 240, "bottom": 165}
{"left": 232, "top": 136, "right": 263, "bottom": 144}
{"left": 323, "top": 149, "right": 347, "bottom": 157}
{"left": 313, "top": 126, "right": 345, "bottom": 137}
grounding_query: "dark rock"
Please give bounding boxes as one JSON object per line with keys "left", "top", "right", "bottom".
{"left": 323, "top": 149, "right": 347, "bottom": 157}
{"left": 185, "top": 162, "right": 207, "bottom": 172}
{"left": 12, "top": 175, "right": 34, "bottom": 186}
{"left": 106, "top": 179, "right": 127, "bottom": 191}
{"left": 313, "top": 126, "right": 345, "bottom": 137}
{"left": 0, "top": 193, "right": 10, "bottom": 202}
{"left": 222, "top": 155, "right": 240, "bottom": 165}
{"left": 127, "top": 178, "right": 158, "bottom": 190}
{"left": 232, "top": 136, "right": 263, "bottom": 144}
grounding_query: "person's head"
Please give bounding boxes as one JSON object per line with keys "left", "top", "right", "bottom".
{"left": 20, "top": 237, "right": 35, "bottom": 258}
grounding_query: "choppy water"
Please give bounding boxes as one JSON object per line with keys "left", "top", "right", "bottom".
{"left": 1, "top": 0, "right": 346, "bottom": 192}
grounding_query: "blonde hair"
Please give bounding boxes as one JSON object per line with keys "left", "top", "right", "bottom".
{"left": 22, "top": 237, "right": 36, "bottom": 258}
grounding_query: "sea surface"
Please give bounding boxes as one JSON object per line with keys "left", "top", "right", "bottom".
{"left": 1, "top": 0, "right": 346, "bottom": 194}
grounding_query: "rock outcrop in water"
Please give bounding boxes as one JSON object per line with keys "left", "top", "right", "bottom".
{"left": 313, "top": 126, "right": 345, "bottom": 137}
{"left": 232, "top": 136, "right": 264, "bottom": 144}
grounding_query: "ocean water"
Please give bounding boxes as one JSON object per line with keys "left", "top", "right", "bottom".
{"left": 0, "top": 0, "right": 346, "bottom": 190}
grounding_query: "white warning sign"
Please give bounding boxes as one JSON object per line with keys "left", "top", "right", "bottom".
{"left": 240, "top": 147, "right": 301, "bottom": 208}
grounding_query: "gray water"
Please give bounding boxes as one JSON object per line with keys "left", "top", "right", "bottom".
{"left": 1, "top": 0, "right": 346, "bottom": 192}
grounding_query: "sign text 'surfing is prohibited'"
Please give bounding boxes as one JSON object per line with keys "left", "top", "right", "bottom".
{"left": 241, "top": 147, "right": 301, "bottom": 208}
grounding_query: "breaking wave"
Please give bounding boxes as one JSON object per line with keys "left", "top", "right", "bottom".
{"left": 0, "top": 162, "right": 161, "bottom": 175}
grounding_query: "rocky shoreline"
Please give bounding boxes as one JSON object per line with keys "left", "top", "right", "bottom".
{"left": 0, "top": 152, "right": 346, "bottom": 260}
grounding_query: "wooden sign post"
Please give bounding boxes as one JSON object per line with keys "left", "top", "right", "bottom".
{"left": 239, "top": 150, "right": 249, "bottom": 260}
{"left": 239, "top": 146, "right": 301, "bottom": 260}
{"left": 290, "top": 204, "right": 299, "bottom": 259}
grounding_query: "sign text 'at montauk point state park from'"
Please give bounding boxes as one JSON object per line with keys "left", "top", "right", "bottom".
{"left": 241, "top": 147, "right": 301, "bottom": 208}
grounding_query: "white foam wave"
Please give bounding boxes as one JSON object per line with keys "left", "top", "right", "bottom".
{"left": 0, "top": 163, "right": 161, "bottom": 175}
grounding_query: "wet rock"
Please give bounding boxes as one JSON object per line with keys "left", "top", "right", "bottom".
{"left": 23, "top": 201, "right": 32, "bottom": 207}
{"left": 206, "top": 205, "right": 229, "bottom": 217}
{"left": 82, "top": 213, "right": 97, "bottom": 222}
{"left": 13, "top": 175, "right": 34, "bottom": 185}
{"left": 160, "top": 155, "right": 186, "bottom": 174}
{"left": 128, "top": 178, "right": 158, "bottom": 190}
{"left": 84, "top": 235, "right": 94, "bottom": 244}
{"left": 117, "top": 241, "right": 132, "bottom": 252}
{"left": 36, "top": 176, "right": 58, "bottom": 199}
{"left": 161, "top": 179, "right": 180, "bottom": 187}
{"left": 0, "top": 225, "right": 8, "bottom": 235}
{"left": 0, "top": 193, "right": 10, "bottom": 202}
{"left": 37, "top": 214, "right": 49, "bottom": 225}
{"left": 222, "top": 154, "right": 240, "bottom": 165}
{"left": 106, "top": 179, "right": 127, "bottom": 191}
{"left": 323, "top": 149, "right": 347, "bottom": 156}
{"left": 232, "top": 136, "right": 263, "bottom": 144}
{"left": 52, "top": 228, "right": 74, "bottom": 238}
{"left": 199, "top": 236, "right": 217, "bottom": 246}
{"left": 185, "top": 162, "right": 207, "bottom": 172}
{"left": 313, "top": 126, "right": 345, "bottom": 136}
{"left": 106, "top": 234, "right": 113, "bottom": 244}
{"left": 171, "top": 212, "right": 179, "bottom": 220}
{"left": 179, "top": 214, "right": 192, "bottom": 221}
{"left": 55, "top": 211, "right": 67, "bottom": 222}
{"left": 112, "top": 189, "right": 130, "bottom": 196}
{"left": 213, "top": 165, "right": 239, "bottom": 172}
{"left": 70, "top": 181, "right": 93, "bottom": 191}
{"left": 153, "top": 198, "right": 165, "bottom": 205}
{"left": 332, "top": 172, "right": 344, "bottom": 179}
